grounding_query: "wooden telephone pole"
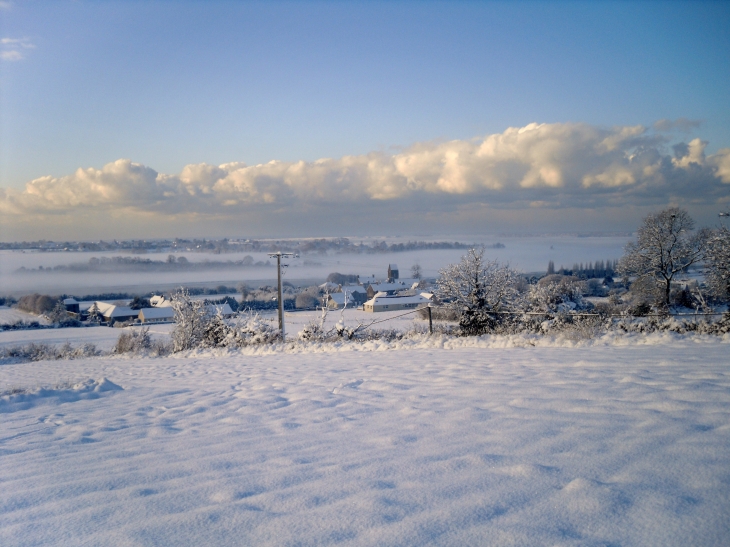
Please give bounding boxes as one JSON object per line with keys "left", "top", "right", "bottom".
{"left": 268, "top": 252, "right": 297, "bottom": 339}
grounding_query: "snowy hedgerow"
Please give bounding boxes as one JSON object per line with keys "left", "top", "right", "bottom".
{"left": 1, "top": 342, "right": 99, "bottom": 363}
{"left": 436, "top": 247, "right": 521, "bottom": 335}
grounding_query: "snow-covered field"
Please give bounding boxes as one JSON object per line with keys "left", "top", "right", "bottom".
{"left": 0, "top": 323, "right": 174, "bottom": 352}
{"left": 1, "top": 334, "right": 729, "bottom": 546}
{"left": 0, "top": 307, "right": 50, "bottom": 327}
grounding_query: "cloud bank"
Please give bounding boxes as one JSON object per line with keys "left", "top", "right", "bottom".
{"left": 2, "top": 122, "right": 728, "bottom": 237}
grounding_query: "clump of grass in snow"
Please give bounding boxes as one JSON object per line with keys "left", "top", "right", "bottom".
{"left": 0, "top": 342, "right": 100, "bottom": 363}
{"left": 1, "top": 379, "right": 76, "bottom": 397}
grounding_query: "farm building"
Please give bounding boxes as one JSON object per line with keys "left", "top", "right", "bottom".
{"left": 138, "top": 307, "right": 175, "bottom": 323}
{"left": 63, "top": 298, "right": 80, "bottom": 314}
{"left": 93, "top": 302, "right": 139, "bottom": 324}
{"left": 363, "top": 293, "right": 432, "bottom": 313}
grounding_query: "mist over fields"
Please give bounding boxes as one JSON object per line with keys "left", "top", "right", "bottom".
{"left": 0, "top": 234, "right": 630, "bottom": 296}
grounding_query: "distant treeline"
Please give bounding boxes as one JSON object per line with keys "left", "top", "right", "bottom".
{"left": 297, "top": 239, "right": 502, "bottom": 254}
{"left": 3, "top": 237, "right": 499, "bottom": 256}
{"left": 547, "top": 259, "right": 619, "bottom": 279}
{"left": 16, "top": 256, "right": 273, "bottom": 274}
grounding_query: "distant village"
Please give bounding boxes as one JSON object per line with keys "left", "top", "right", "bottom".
{"left": 49, "top": 262, "right": 435, "bottom": 327}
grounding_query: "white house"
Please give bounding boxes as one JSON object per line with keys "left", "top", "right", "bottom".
{"left": 363, "top": 293, "right": 432, "bottom": 313}
{"left": 325, "top": 292, "right": 356, "bottom": 309}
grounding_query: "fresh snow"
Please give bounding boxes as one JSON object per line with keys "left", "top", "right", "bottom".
{"left": 0, "top": 307, "right": 50, "bottom": 326}
{"left": 1, "top": 336, "right": 729, "bottom": 546}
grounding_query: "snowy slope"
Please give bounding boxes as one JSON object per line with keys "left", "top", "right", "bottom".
{"left": 1, "top": 339, "right": 728, "bottom": 546}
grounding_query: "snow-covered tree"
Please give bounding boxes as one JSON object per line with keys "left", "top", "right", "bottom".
{"left": 704, "top": 224, "right": 730, "bottom": 302}
{"left": 170, "top": 289, "right": 210, "bottom": 351}
{"left": 527, "top": 275, "right": 589, "bottom": 313}
{"left": 411, "top": 263, "right": 423, "bottom": 279}
{"left": 436, "top": 247, "right": 520, "bottom": 335}
{"left": 87, "top": 302, "right": 102, "bottom": 324}
{"left": 617, "top": 207, "right": 708, "bottom": 308}
{"left": 45, "top": 301, "right": 69, "bottom": 324}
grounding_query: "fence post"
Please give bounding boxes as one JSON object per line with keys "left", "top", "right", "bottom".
{"left": 427, "top": 305, "right": 433, "bottom": 335}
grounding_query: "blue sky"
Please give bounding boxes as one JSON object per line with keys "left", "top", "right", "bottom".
{"left": 1, "top": 0, "right": 729, "bottom": 239}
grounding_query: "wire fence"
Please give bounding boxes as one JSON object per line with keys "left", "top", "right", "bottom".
{"left": 283, "top": 304, "right": 727, "bottom": 337}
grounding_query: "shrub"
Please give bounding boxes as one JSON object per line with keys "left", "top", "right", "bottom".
{"left": 17, "top": 294, "right": 59, "bottom": 315}
{"left": 295, "top": 293, "right": 320, "bottom": 309}
{"left": 114, "top": 327, "right": 152, "bottom": 354}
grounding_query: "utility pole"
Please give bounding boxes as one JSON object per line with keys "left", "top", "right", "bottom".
{"left": 268, "top": 251, "right": 297, "bottom": 339}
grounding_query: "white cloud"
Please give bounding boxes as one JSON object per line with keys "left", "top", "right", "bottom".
{"left": 1, "top": 123, "right": 728, "bottom": 234}
{"left": 1, "top": 37, "right": 35, "bottom": 61}
{"left": 0, "top": 49, "right": 23, "bottom": 61}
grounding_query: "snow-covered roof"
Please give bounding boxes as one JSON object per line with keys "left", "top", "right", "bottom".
{"left": 341, "top": 285, "right": 367, "bottom": 294}
{"left": 139, "top": 307, "right": 174, "bottom": 319}
{"left": 366, "top": 293, "right": 431, "bottom": 306}
{"left": 94, "top": 302, "right": 138, "bottom": 318}
{"left": 150, "top": 295, "right": 172, "bottom": 308}
{"left": 328, "top": 293, "right": 355, "bottom": 305}
{"left": 389, "top": 263, "right": 399, "bottom": 270}
{"left": 63, "top": 298, "right": 78, "bottom": 305}
{"left": 367, "top": 282, "right": 410, "bottom": 292}
{"left": 206, "top": 303, "right": 234, "bottom": 316}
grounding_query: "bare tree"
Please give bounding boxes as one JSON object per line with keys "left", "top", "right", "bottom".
{"left": 704, "top": 224, "right": 730, "bottom": 302}
{"left": 436, "top": 247, "right": 520, "bottom": 335}
{"left": 411, "top": 263, "right": 422, "bottom": 279}
{"left": 617, "top": 207, "right": 708, "bottom": 308}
